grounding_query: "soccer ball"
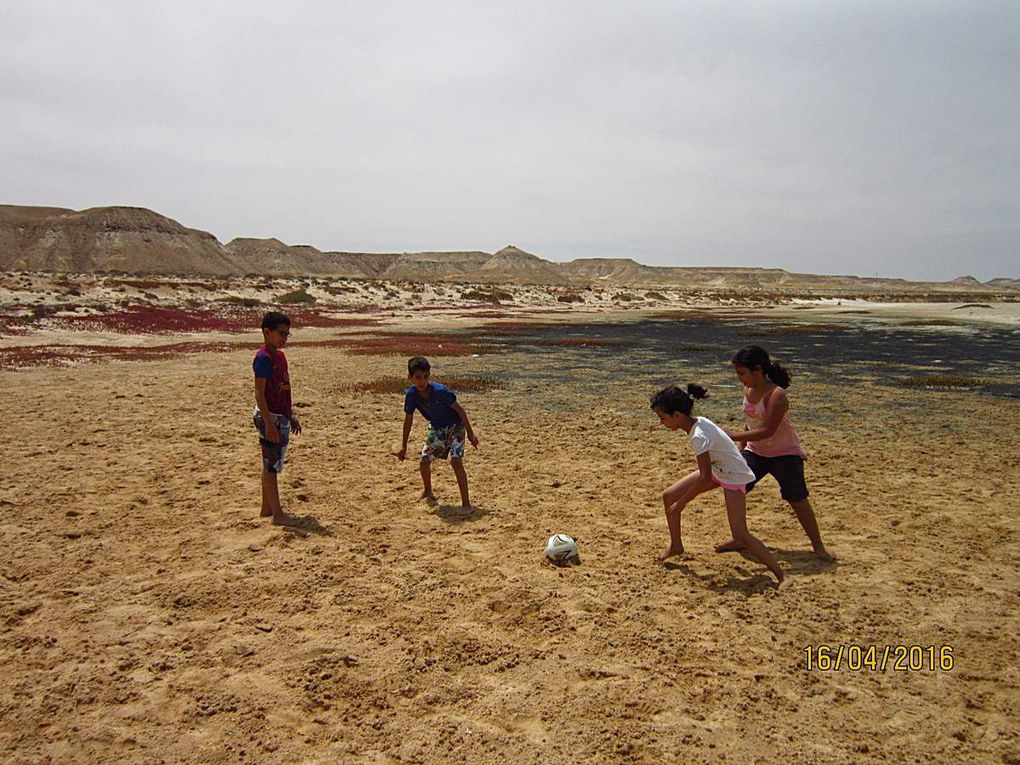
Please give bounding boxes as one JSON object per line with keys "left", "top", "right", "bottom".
{"left": 544, "top": 534, "right": 577, "bottom": 564}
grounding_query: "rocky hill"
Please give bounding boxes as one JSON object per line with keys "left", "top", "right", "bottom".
{"left": 1, "top": 204, "right": 1016, "bottom": 295}
{"left": 0, "top": 205, "right": 236, "bottom": 275}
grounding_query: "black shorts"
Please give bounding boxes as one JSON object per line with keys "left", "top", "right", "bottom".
{"left": 742, "top": 451, "right": 809, "bottom": 503}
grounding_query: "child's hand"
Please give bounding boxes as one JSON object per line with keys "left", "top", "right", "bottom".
{"left": 291, "top": 417, "right": 302, "bottom": 435}
{"left": 394, "top": 446, "right": 407, "bottom": 461}
{"left": 469, "top": 433, "right": 479, "bottom": 448}
{"left": 264, "top": 419, "right": 281, "bottom": 443}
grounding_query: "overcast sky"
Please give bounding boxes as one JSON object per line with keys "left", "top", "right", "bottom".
{"left": 2, "top": 1, "right": 1017, "bottom": 279}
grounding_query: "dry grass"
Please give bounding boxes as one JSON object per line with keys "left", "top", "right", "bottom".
{"left": 900, "top": 374, "right": 987, "bottom": 389}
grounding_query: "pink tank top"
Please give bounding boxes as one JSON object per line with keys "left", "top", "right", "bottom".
{"left": 743, "top": 388, "right": 807, "bottom": 459}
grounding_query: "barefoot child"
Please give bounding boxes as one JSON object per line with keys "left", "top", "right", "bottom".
{"left": 651, "top": 383, "right": 787, "bottom": 587}
{"left": 395, "top": 356, "right": 479, "bottom": 508}
{"left": 253, "top": 311, "right": 303, "bottom": 525}
{"left": 722, "top": 346, "right": 831, "bottom": 559}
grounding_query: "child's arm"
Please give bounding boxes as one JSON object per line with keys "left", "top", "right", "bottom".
{"left": 395, "top": 412, "right": 414, "bottom": 460}
{"left": 254, "top": 378, "right": 280, "bottom": 443}
{"left": 451, "top": 402, "right": 479, "bottom": 447}
{"left": 726, "top": 389, "right": 789, "bottom": 443}
{"left": 696, "top": 451, "right": 713, "bottom": 483}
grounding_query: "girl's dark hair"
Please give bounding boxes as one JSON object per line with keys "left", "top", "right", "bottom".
{"left": 732, "top": 345, "right": 791, "bottom": 389}
{"left": 650, "top": 383, "right": 708, "bottom": 416}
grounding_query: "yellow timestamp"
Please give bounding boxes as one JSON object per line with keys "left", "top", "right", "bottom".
{"left": 804, "top": 644, "right": 955, "bottom": 672}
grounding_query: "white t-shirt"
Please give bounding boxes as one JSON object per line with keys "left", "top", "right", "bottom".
{"left": 688, "top": 416, "right": 756, "bottom": 486}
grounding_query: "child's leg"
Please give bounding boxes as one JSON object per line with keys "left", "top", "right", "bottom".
{"left": 260, "top": 472, "right": 273, "bottom": 517}
{"left": 659, "top": 470, "right": 715, "bottom": 560}
{"left": 262, "top": 471, "right": 282, "bottom": 517}
{"left": 789, "top": 498, "right": 831, "bottom": 558}
{"left": 419, "top": 459, "right": 436, "bottom": 500}
{"left": 723, "top": 489, "right": 787, "bottom": 587}
{"left": 451, "top": 457, "right": 470, "bottom": 508}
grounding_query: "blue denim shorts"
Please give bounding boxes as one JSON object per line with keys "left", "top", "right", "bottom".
{"left": 254, "top": 409, "right": 290, "bottom": 473}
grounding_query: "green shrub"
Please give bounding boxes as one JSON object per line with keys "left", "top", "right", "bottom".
{"left": 276, "top": 289, "right": 316, "bottom": 304}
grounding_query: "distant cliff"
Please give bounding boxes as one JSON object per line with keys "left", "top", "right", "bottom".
{"left": 1, "top": 204, "right": 1016, "bottom": 293}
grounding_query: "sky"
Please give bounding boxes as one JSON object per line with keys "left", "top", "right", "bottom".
{"left": 2, "top": 0, "right": 1017, "bottom": 280}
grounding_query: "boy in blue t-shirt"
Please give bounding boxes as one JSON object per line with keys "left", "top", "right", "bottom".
{"left": 395, "top": 356, "right": 479, "bottom": 508}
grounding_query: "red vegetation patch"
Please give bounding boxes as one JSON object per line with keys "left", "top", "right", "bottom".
{"left": 62, "top": 306, "right": 257, "bottom": 333}
{"left": 286, "top": 312, "right": 380, "bottom": 329}
{"left": 9, "top": 305, "right": 382, "bottom": 335}
{"left": 0, "top": 341, "right": 250, "bottom": 370}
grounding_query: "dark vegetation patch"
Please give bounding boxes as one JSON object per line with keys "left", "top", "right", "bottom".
{"left": 555, "top": 292, "right": 584, "bottom": 303}
{"left": 349, "top": 375, "right": 503, "bottom": 395}
{"left": 900, "top": 374, "right": 986, "bottom": 389}
{"left": 216, "top": 296, "right": 263, "bottom": 307}
{"left": 746, "top": 324, "right": 843, "bottom": 336}
{"left": 461, "top": 288, "right": 514, "bottom": 303}
{"left": 898, "top": 319, "right": 967, "bottom": 327}
{"left": 277, "top": 289, "right": 316, "bottom": 304}
{"left": 528, "top": 336, "right": 627, "bottom": 348}
{"left": 334, "top": 332, "right": 501, "bottom": 357}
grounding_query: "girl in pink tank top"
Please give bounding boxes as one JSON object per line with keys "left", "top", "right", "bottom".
{"left": 721, "top": 346, "right": 832, "bottom": 560}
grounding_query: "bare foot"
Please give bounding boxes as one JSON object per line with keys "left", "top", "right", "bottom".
{"left": 658, "top": 544, "right": 685, "bottom": 562}
{"left": 813, "top": 545, "right": 835, "bottom": 561}
{"left": 714, "top": 538, "right": 744, "bottom": 553}
{"left": 777, "top": 575, "right": 794, "bottom": 592}
{"left": 419, "top": 491, "right": 439, "bottom": 507}
{"left": 271, "top": 511, "right": 303, "bottom": 527}
{"left": 260, "top": 508, "right": 273, "bottom": 518}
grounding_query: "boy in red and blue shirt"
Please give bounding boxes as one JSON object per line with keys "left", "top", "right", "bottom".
{"left": 253, "top": 311, "right": 303, "bottom": 525}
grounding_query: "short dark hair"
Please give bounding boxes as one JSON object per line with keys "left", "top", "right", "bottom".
{"left": 407, "top": 356, "right": 431, "bottom": 375}
{"left": 650, "top": 383, "right": 708, "bottom": 416}
{"left": 261, "top": 311, "right": 291, "bottom": 332}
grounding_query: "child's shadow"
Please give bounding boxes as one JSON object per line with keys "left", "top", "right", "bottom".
{"left": 769, "top": 549, "right": 839, "bottom": 575}
{"left": 706, "top": 570, "right": 776, "bottom": 594}
{"left": 435, "top": 504, "right": 489, "bottom": 523}
{"left": 663, "top": 561, "right": 776, "bottom": 593}
{"left": 662, "top": 561, "right": 713, "bottom": 581}
{"left": 280, "top": 515, "right": 332, "bottom": 537}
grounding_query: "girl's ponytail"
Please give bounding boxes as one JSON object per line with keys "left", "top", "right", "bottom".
{"left": 765, "top": 361, "right": 791, "bottom": 389}
{"left": 686, "top": 383, "right": 709, "bottom": 400}
{"left": 651, "top": 383, "right": 709, "bottom": 415}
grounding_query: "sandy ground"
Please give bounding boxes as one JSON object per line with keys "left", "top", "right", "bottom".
{"left": 2, "top": 314, "right": 1019, "bottom": 764}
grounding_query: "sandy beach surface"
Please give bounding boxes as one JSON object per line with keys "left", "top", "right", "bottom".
{"left": 3, "top": 301, "right": 1019, "bottom": 763}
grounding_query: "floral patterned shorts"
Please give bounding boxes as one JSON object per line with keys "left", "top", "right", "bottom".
{"left": 421, "top": 423, "right": 466, "bottom": 462}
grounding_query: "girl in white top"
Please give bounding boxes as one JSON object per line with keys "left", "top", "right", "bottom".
{"left": 651, "top": 383, "right": 788, "bottom": 588}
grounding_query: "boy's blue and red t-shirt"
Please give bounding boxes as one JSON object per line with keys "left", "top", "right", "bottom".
{"left": 404, "top": 382, "right": 461, "bottom": 428}
{"left": 253, "top": 345, "right": 292, "bottom": 417}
